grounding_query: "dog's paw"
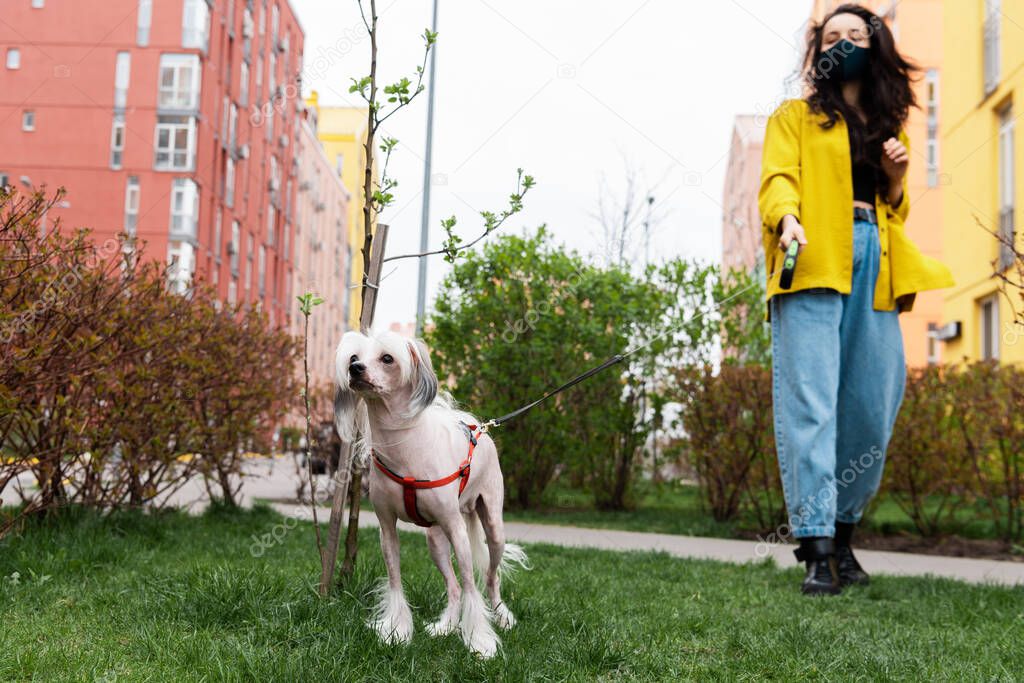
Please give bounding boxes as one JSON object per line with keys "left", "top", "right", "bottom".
{"left": 369, "top": 616, "right": 414, "bottom": 645}
{"left": 461, "top": 590, "right": 499, "bottom": 658}
{"left": 466, "top": 627, "right": 499, "bottom": 659}
{"left": 368, "top": 583, "right": 414, "bottom": 645}
{"left": 426, "top": 612, "right": 459, "bottom": 637}
{"left": 493, "top": 603, "right": 516, "bottom": 631}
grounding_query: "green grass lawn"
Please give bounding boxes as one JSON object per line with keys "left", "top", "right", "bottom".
{"left": 504, "top": 480, "right": 1010, "bottom": 544}
{"left": 2, "top": 505, "right": 1022, "bottom": 681}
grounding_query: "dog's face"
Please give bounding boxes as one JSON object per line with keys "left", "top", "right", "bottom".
{"left": 333, "top": 332, "right": 438, "bottom": 437}
{"left": 338, "top": 332, "right": 413, "bottom": 397}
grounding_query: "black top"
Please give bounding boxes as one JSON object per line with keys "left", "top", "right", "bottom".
{"left": 847, "top": 118, "right": 877, "bottom": 204}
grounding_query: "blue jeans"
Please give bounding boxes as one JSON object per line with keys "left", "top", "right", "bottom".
{"left": 769, "top": 216, "right": 906, "bottom": 539}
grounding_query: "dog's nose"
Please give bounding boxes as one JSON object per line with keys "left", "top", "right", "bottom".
{"left": 349, "top": 361, "right": 366, "bottom": 377}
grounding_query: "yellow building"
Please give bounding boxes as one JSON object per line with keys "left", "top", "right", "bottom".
{"left": 811, "top": 0, "right": 947, "bottom": 367}
{"left": 304, "top": 91, "right": 377, "bottom": 330}
{"left": 940, "top": 0, "right": 1023, "bottom": 363}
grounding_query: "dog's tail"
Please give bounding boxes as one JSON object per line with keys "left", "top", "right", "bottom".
{"left": 464, "top": 511, "right": 532, "bottom": 582}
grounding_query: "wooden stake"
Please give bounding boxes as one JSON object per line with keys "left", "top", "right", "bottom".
{"left": 319, "top": 224, "right": 389, "bottom": 595}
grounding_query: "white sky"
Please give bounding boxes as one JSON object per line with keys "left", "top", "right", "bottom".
{"left": 291, "top": 0, "right": 814, "bottom": 329}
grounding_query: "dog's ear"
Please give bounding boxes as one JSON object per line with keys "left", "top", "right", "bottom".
{"left": 333, "top": 384, "right": 360, "bottom": 442}
{"left": 405, "top": 339, "right": 438, "bottom": 417}
{"left": 333, "top": 332, "right": 363, "bottom": 442}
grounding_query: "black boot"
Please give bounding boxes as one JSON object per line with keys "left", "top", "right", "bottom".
{"left": 793, "top": 537, "right": 842, "bottom": 596}
{"left": 834, "top": 522, "right": 869, "bottom": 586}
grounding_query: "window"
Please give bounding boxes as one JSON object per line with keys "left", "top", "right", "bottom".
{"left": 154, "top": 115, "right": 196, "bottom": 170}
{"left": 124, "top": 176, "right": 140, "bottom": 236}
{"left": 114, "top": 51, "right": 131, "bottom": 108}
{"left": 137, "top": 0, "right": 152, "bottom": 46}
{"left": 169, "top": 178, "right": 199, "bottom": 239}
{"left": 227, "top": 279, "right": 237, "bottom": 305}
{"left": 984, "top": 0, "right": 1001, "bottom": 95}
{"left": 230, "top": 220, "right": 240, "bottom": 275}
{"left": 340, "top": 244, "right": 351, "bottom": 322}
{"left": 224, "top": 36, "right": 233, "bottom": 90}
{"left": 258, "top": 245, "right": 266, "bottom": 295}
{"left": 271, "top": 4, "right": 279, "bottom": 44}
{"left": 268, "top": 52, "right": 276, "bottom": 98}
{"left": 259, "top": 3, "right": 266, "bottom": 35}
{"left": 0, "top": 172, "right": 9, "bottom": 189}
{"left": 239, "top": 61, "right": 249, "bottom": 106}
{"left": 255, "top": 55, "right": 263, "bottom": 101}
{"left": 22, "top": 110, "right": 35, "bottom": 131}
{"left": 926, "top": 322, "right": 939, "bottom": 365}
{"left": 158, "top": 54, "right": 201, "bottom": 110}
{"left": 182, "top": 0, "right": 210, "bottom": 51}
{"left": 6, "top": 48, "right": 20, "bottom": 70}
{"left": 266, "top": 204, "right": 276, "bottom": 246}
{"left": 31, "top": 0, "right": 44, "bottom": 7}
{"left": 998, "top": 105, "right": 1015, "bottom": 270}
{"left": 245, "top": 233, "right": 253, "bottom": 292}
{"left": 243, "top": 8, "right": 254, "bottom": 59}
{"left": 167, "top": 241, "right": 195, "bottom": 294}
{"left": 213, "top": 207, "right": 222, "bottom": 262}
{"left": 925, "top": 69, "right": 939, "bottom": 187}
{"left": 221, "top": 95, "right": 229, "bottom": 144}
{"left": 980, "top": 295, "right": 1000, "bottom": 360}
{"left": 229, "top": 103, "right": 238, "bottom": 149}
{"left": 880, "top": 1, "right": 898, "bottom": 40}
{"left": 269, "top": 155, "right": 279, "bottom": 193}
{"left": 335, "top": 153, "right": 344, "bottom": 176}
{"left": 282, "top": 220, "right": 289, "bottom": 261}
{"left": 224, "top": 156, "right": 235, "bottom": 207}
{"left": 110, "top": 115, "right": 126, "bottom": 169}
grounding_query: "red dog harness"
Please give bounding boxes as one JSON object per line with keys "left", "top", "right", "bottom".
{"left": 372, "top": 422, "right": 482, "bottom": 528}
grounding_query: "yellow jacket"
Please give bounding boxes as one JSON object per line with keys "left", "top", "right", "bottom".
{"left": 757, "top": 98, "right": 954, "bottom": 323}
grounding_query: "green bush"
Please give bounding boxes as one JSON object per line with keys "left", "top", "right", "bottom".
{"left": 884, "top": 364, "right": 972, "bottom": 536}
{"left": 952, "top": 362, "right": 1024, "bottom": 542}
{"left": 427, "top": 228, "right": 662, "bottom": 509}
{"left": 426, "top": 226, "right": 772, "bottom": 511}
{"left": 668, "top": 356, "right": 1024, "bottom": 542}
{"left": 885, "top": 362, "right": 1024, "bottom": 542}
{"left": 669, "top": 363, "right": 784, "bottom": 530}
{"left": 0, "top": 188, "right": 298, "bottom": 534}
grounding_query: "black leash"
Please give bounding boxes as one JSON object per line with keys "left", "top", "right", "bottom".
{"left": 480, "top": 354, "right": 627, "bottom": 431}
{"left": 477, "top": 256, "right": 789, "bottom": 433}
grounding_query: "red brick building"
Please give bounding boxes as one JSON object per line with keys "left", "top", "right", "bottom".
{"left": 0, "top": 0, "right": 305, "bottom": 327}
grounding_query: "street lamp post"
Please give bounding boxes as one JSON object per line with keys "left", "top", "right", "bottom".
{"left": 415, "top": 0, "right": 440, "bottom": 337}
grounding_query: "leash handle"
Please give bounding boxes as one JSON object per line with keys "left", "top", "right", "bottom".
{"left": 779, "top": 239, "right": 800, "bottom": 290}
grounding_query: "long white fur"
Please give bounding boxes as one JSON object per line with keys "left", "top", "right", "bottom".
{"left": 334, "top": 330, "right": 530, "bottom": 659}
{"left": 367, "top": 578, "right": 414, "bottom": 645}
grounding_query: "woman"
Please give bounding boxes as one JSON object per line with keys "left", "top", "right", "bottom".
{"left": 758, "top": 4, "right": 953, "bottom": 596}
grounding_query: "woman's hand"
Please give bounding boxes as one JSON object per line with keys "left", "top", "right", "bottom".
{"left": 881, "top": 137, "right": 908, "bottom": 205}
{"left": 778, "top": 214, "right": 808, "bottom": 254}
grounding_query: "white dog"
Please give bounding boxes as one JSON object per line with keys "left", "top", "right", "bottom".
{"left": 333, "top": 330, "right": 529, "bottom": 658}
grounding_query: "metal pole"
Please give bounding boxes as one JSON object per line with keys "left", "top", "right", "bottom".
{"left": 415, "top": 0, "right": 440, "bottom": 337}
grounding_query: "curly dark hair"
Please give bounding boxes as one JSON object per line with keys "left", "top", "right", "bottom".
{"left": 802, "top": 3, "right": 919, "bottom": 197}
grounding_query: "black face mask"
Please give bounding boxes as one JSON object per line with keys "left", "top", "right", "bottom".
{"left": 819, "top": 38, "right": 869, "bottom": 82}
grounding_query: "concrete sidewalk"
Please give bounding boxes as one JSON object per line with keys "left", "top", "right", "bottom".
{"left": 271, "top": 502, "right": 1024, "bottom": 588}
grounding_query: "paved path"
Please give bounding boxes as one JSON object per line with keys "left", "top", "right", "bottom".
{"left": 270, "top": 502, "right": 1024, "bottom": 588}
{"left": 12, "top": 457, "right": 1022, "bottom": 587}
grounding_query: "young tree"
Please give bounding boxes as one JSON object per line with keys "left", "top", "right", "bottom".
{"left": 317, "top": 0, "right": 534, "bottom": 592}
